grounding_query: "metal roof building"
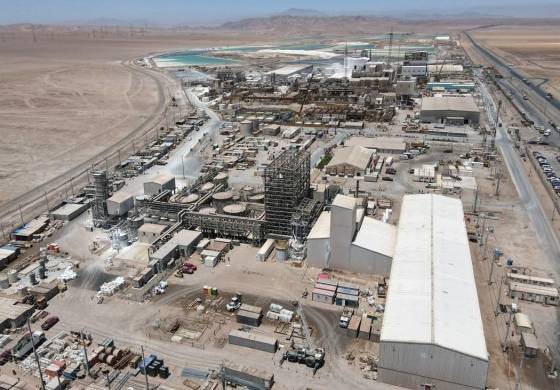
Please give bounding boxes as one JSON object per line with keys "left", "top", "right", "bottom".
{"left": 379, "top": 194, "right": 488, "bottom": 390}
{"left": 420, "top": 96, "right": 480, "bottom": 126}
{"left": 345, "top": 136, "right": 407, "bottom": 154}
{"left": 325, "top": 146, "right": 373, "bottom": 176}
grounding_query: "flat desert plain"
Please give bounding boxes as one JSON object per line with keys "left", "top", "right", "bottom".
{"left": 0, "top": 28, "right": 263, "bottom": 214}
{"left": 472, "top": 24, "right": 560, "bottom": 96}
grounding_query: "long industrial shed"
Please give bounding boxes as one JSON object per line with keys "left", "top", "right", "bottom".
{"left": 378, "top": 194, "right": 488, "bottom": 390}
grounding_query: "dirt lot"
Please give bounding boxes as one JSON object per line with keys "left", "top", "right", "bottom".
{"left": 471, "top": 25, "right": 560, "bottom": 97}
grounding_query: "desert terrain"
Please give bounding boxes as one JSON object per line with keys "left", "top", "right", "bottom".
{"left": 0, "top": 28, "right": 275, "bottom": 225}
{"left": 471, "top": 24, "right": 560, "bottom": 97}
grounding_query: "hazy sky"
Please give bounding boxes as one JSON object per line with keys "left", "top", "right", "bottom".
{"left": 0, "top": 0, "right": 553, "bottom": 25}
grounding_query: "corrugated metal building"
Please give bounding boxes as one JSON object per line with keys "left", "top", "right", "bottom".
{"left": 144, "top": 175, "right": 176, "bottom": 196}
{"left": 106, "top": 191, "right": 134, "bottom": 216}
{"left": 379, "top": 194, "right": 488, "bottom": 390}
{"left": 420, "top": 96, "right": 480, "bottom": 126}
{"left": 325, "top": 146, "right": 373, "bottom": 176}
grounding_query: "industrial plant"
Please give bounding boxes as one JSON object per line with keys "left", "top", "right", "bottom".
{"left": 0, "top": 18, "right": 558, "bottom": 390}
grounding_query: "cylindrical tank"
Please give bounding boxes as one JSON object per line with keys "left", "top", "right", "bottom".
{"left": 198, "top": 207, "right": 216, "bottom": 214}
{"left": 7, "top": 270, "right": 18, "bottom": 284}
{"left": 223, "top": 203, "right": 247, "bottom": 217}
{"left": 239, "top": 120, "right": 253, "bottom": 135}
{"left": 183, "top": 193, "right": 200, "bottom": 204}
{"left": 112, "top": 348, "right": 123, "bottom": 359}
{"left": 135, "top": 195, "right": 147, "bottom": 207}
{"left": 275, "top": 241, "right": 288, "bottom": 262}
{"left": 130, "top": 216, "right": 144, "bottom": 229}
{"left": 98, "top": 353, "right": 106, "bottom": 363}
{"left": 200, "top": 182, "right": 215, "bottom": 193}
{"left": 213, "top": 172, "right": 229, "bottom": 185}
{"left": 29, "top": 273, "right": 38, "bottom": 285}
{"left": 104, "top": 346, "right": 114, "bottom": 355}
{"left": 0, "top": 276, "right": 10, "bottom": 289}
{"left": 212, "top": 191, "right": 234, "bottom": 212}
{"left": 106, "top": 355, "right": 116, "bottom": 366}
{"left": 248, "top": 194, "right": 265, "bottom": 203}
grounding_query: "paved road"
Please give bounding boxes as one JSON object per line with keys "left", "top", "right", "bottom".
{"left": 465, "top": 31, "right": 560, "bottom": 145}
{"left": 477, "top": 65, "right": 560, "bottom": 270}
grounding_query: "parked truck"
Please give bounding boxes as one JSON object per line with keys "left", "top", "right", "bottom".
{"left": 12, "top": 331, "right": 45, "bottom": 360}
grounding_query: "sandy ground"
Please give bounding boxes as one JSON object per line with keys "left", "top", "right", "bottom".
{"left": 0, "top": 30, "right": 273, "bottom": 218}
{"left": 471, "top": 25, "right": 560, "bottom": 97}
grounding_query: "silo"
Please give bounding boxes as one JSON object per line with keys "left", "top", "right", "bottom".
{"left": 239, "top": 120, "right": 253, "bottom": 136}
{"left": 212, "top": 191, "right": 234, "bottom": 213}
{"left": 275, "top": 241, "right": 288, "bottom": 262}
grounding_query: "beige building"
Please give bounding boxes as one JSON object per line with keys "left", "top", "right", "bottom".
{"left": 325, "top": 146, "right": 373, "bottom": 176}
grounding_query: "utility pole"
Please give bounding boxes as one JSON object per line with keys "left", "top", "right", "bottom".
{"left": 495, "top": 168, "right": 502, "bottom": 197}
{"left": 27, "top": 319, "right": 46, "bottom": 390}
{"left": 503, "top": 307, "right": 516, "bottom": 352}
{"left": 515, "top": 352, "right": 525, "bottom": 390}
{"left": 141, "top": 345, "right": 150, "bottom": 390}
{"left": 43, "top": 191, "right": 50, "bottom": 212}
{"left": 494, "top": 272, "right": 507, "bottom": 316}
{"left": 18, "top": 203, "right": 24, "bottom": 226}
{"left": 81, "top": 331, "right": 90, "bottom": 377}
{"left": 473, "top": 184, "right": 479, "bottom": 213}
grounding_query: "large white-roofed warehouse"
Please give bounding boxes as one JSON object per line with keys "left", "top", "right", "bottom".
{"left": 378, "top": 194, "right": 488, "bottom": 390}
{"left": 420, "top": 96, "right": 480, "bottom": 126}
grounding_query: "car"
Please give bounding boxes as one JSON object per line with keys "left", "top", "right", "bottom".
{"left": 0, "top": 350, "right": 11, "bottom": 366}
{"left": 226, "top": 294, "right": 242, "bottom": 312}
{"left": 382, "top": 176, "right": 394, "bottom": 182}
{"left": 443, "top": 149, "right": 453, "bottom": 153}
{"left": 183, "top": 267, "right": 194, "bottom": 275}
{"left": 41, "top": 316, "right": 59, "bottom": 331}
{"left": 183, "top": 262, "right": 197, "bottom": 271}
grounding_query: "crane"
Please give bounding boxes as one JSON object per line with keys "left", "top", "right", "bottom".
{"left": 279, "top": 301, "right": 325, "bottom": 375}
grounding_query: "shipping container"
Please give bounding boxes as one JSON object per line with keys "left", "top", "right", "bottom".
{"left": 228, "top": 330, "right": 278, "bottom": 353}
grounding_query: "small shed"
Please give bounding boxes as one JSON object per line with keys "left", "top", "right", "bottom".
{"left": 359, "top": 316, "right": 372, "bottom": 340}
{"left": 347, "top": 315, "right": 361, "bottom": 338}
{"left": 228, "top": 330, "right": 277, "bottom": 353}
{"left": 311, "top": 288, "right": 335, "bottom": 304}
{"left": 236, "top": 310, "right": 262, "bottom": 327}
{"left": 335, "top": 292, "right": 359, "bottom": 308}
{"left": 514, "top": 313, "right": 533, "bottom": 334}
{"left": 144, "top": 175, "right": 176, "bottom": 196}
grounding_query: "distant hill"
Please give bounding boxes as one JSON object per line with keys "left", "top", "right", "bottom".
{"left": 276, "top": 8, "right": 325, "bottom": 17}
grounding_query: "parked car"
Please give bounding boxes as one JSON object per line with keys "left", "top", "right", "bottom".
{"left": 41, "top": 316, "right": 59, "bottom": 331}
{"left": 382, "top": 177, "right": 394, "bottom": 182}
{"left": 0, "top": 350, "right": 11, "bottom": 365}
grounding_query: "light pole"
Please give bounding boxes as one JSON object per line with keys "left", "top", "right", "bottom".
{"left": 181, "top": 155, "right": 185, "bottom": 179}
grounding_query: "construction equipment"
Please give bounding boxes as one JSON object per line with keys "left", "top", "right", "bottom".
{"left": 279, "top": 301, "right": 325, "bottom": 375}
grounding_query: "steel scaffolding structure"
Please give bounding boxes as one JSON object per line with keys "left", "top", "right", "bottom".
{"left": 264, "top": 149, "right": 310, "bottom": 237}
{"left": 90, "top": 170, "right": 109, "bottom": 227}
